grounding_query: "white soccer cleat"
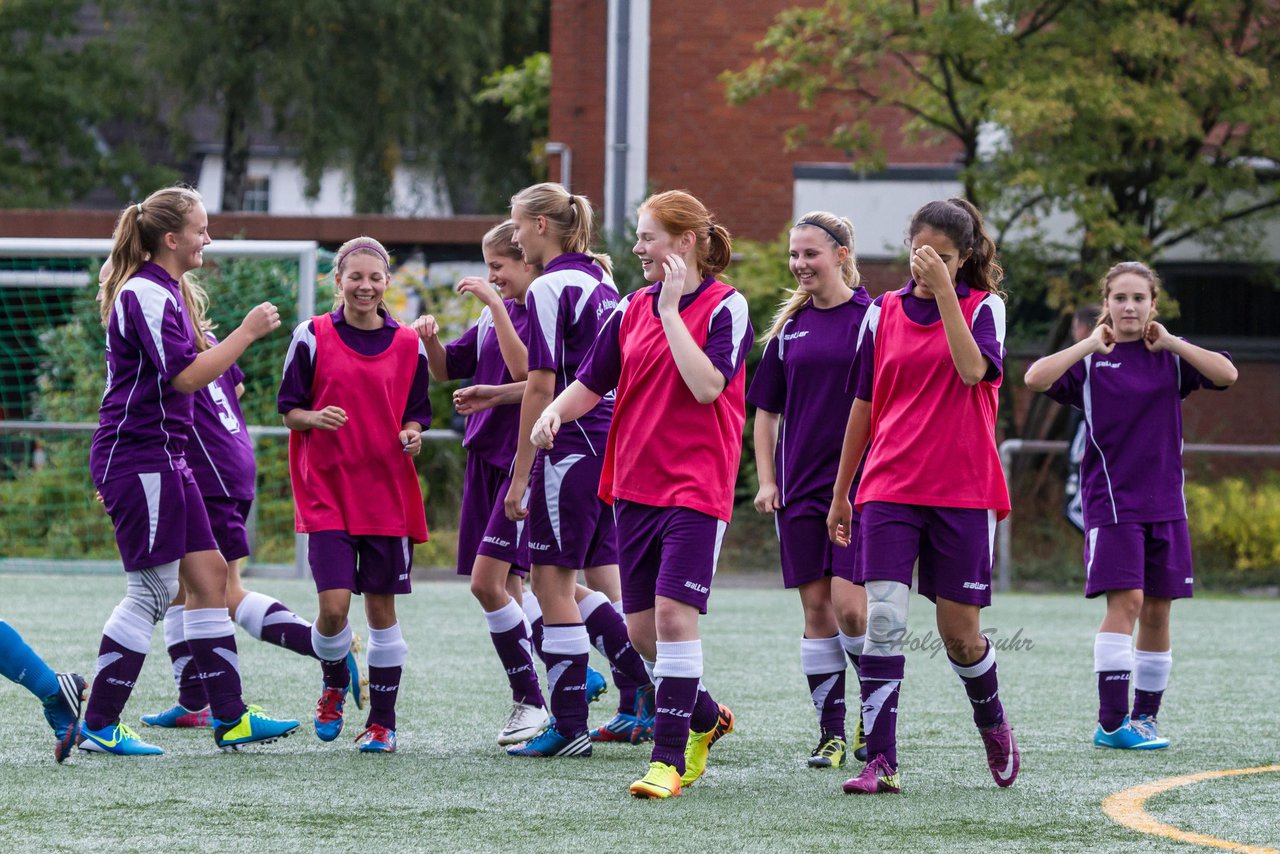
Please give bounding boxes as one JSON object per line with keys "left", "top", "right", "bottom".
{"left": 498, "top": 702, "right": 550, "bottom": 746}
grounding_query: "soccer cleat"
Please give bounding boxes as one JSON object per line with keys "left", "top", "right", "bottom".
{"left": 213, "top": 708, "right": 300, "bottom": 751}
{"left": 808, "top": 732, "right": 847, "bottom": 769}
{"left": 140, "top": 703, "right": 212, "bottom": 729}
{"left": 631, "top": 683, "right": 656, "bottom": 744}
{"left": 43, "top": 672, "right": 86, "bottom": 763}
{"left": 314, "top": 687, "right": 346, "bottom": 742}
{"left": 345, "top": 649, "right": 364, "bottom": 711}
{"left": 1132, "top": 714, "right": 1168, "bottom": 744}
{"left": 590, "top": 712, "right": 638, "bottom": 743}
{"left": 842, "top": 754, "right": 902, "bottom": 794}
{"left": 681, "top": 703, "right": 734, "bottom": 787}
{"left": 1093, "top": 715, "right": 1170, "bottom": 750}
{"left": 586, "top": 666, "right": 608, "bottom": 704}
{"left": 629, "top": 761, "right": 682, "bottom": 799}
{"left": 78, "top": 722, "right": 163, "bottom": 756}
{"left": 852, "top": 712, "right": 867, "bottom": 762}
{"left": 355, "top": 724, "right": 396, "bottom": 753}
{"left": 498, "top": 702, "right": 550, "bottom": 746}
{"left": 507, "top": 725, "right": 592, "bottom": 757}
{"left": 979, "top": 719, "right": 1020, "bottom": 787}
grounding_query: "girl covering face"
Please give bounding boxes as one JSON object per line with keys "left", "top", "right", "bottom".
{"left": 827, "top": 198, "right": 1017, "bottom": 796}
{"left": 1025, "top": 261, "right": 1236, "bottom": 751}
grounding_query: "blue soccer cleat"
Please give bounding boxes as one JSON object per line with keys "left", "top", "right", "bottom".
{"left": 345, "top": 649, "right": 364, "bottom": 711}
{"left": 140, "top": 703, "right": 212, "bottom": 728}
{"left": 586, "top": 666, "right": 608, "bottom": 704}
{"left": 1093, "top": 715, "right": 1170, "bottom": 750}
{"left": 78, "top": 722, "right": 164, "bottom": 756}
{"left": 631, "top": 683, "right": 656, "bottom": 744}
{"left": 314, "top": 687, "right": 346, "bottom": 742}
{"left": 590, "top": 712, "right": 638, "bottom": 743}
{"left": 356, "top": 724, "right": 396, "bottom": 753}
{"left": 43, "top": 672, "right": 86, "bottom": 763}
{"left": 507, "top": 725, "right": 592, "bottom": 757}
{"left": 213, "top": 707, "right": 300, "bottom": 751}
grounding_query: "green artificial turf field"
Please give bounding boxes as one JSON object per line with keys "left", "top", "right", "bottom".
{"left": 1, "top": 572, "right": 1277, "bottom": 853}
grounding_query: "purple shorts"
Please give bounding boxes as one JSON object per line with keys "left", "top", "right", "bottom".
{"left": 203, "top": 496, "right": 253, "bottom": 563}
{"left": 308, "top": 530, "right": 413, "bottom": 595}
{"left": 1084, "top": 520, "right": 1193, "bottom": 599}
{"left": 616, "top": 500, "right": 728, "bottom": 615}
{"left": 98, "top": 467, "right": 219, "bottom": 571}
{"left": 526, "top": 450, "right": 617, "bottom": 569}
{"left": 457, "top": 454, "right": 528, "bottom": 577}
{"left": 857, "top": 501, "right": 997, "bottom": 606}
{"left": 776, "top": 501, "right": 860, "bottom": 588}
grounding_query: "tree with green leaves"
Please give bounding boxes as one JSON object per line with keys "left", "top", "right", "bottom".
{"left": 0, "top": 0, "right": 173, "bottom": 206}
{"left": 724, "top": 0, "right": 1280, "bottom": 321}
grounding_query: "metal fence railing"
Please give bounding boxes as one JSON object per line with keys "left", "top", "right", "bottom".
{"left": 996, "top": 439, "right": 1280, "bottom": 591}
{"left": 0, "top": 419, "right": 461, "bottom": 578}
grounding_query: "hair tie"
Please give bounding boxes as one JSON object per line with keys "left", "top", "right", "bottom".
{"left": 135, "top": 203, "right": 144, "bottom": 216}
{"left": 335, "top": 243, "right": 390, "bottom": 268}
{"left": 797, "top": 219, "right": 848, "bottom": 248}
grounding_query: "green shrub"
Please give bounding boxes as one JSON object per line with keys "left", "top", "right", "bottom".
{"left": 1186, "top": 474, "right": 1280, "bottom": 587}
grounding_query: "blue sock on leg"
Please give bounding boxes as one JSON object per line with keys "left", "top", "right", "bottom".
{"left": 0, "top": 620, "right": 60, "bottom": 700}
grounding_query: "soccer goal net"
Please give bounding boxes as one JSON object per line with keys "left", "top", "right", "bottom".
{"left": 0, "top": 237, "right": 319, "bottom": 577}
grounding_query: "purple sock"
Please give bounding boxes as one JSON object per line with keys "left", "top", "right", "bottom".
{"left": 320, "top": 659, "right": 349, "bottom": 690}
{"left": 184, "top": 609, "right": 246, "bottom": 723}
{"left": 581, "top": 597, "right": 651, "bottom": 699}
{"left": 613, "top": 666, "right": 638, "bottom": 716}
{"left": 948, "top": 638, "right": 1004, "bottom": 729}
{"left": 485, "top": 600, "right": 544, "bottom": 707}
{"left": 1132, "top": 689, "right": 1163, "bottom": 720}
{"left": 84, "top": 635, "right": 147, "bottom": 731}
{"left": 529, "top": 617, "right": 547, "bottom": 664}
{"left": 860, "top": 654, "right": 905, "bottom": 769}
{"left": 1098, "top": 671, "right": 1130, "bottom": 731}
{"left": 260, "top": 602, "right": 316, "bottom": 658}
{"left": 366, "top": 665, "right": 401, "bottom": 729}
{"left": 690, "top": 683, "right": 721, "bottom": 732}
{"left": 651, "top": 675, "right": 699, "bottom": 773}
{"left": 162, "top": 605, "right": 206, "bottom": 709}
{"left": 543, "top": 624, "right": 590, "bottom": 738}
{"left": 807, "top": 670, "right": 847, "bottom": 737}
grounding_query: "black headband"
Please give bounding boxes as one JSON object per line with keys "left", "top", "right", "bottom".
{"left": 796, "top": 219, "right": 848, "bottom": 248}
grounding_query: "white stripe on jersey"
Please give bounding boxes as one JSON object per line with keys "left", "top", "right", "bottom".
{"left": 709, "top": 291, "right": 750, "bottom": 368}
{"left": 776, "top": 318, "right": 794, "bottom": 360}
{"left": 528, "top": 268, "right": 614, "bottom": 366}
{"left": 476, "top": 306, "right": 495, "bottom": 362}
{"left": 856, "top": 301, "right": 882, "bottom": 351}
{"left": 118, "top": 279, "right": 179, "bottom": 373}
{"left": 1081, "top": 354, "right": 1119, "bottom": 524}
{"left": 282, "top": 321, "right": 316, "bottom": 378}
{"left": 974, "top": 292, "right": 1007, "bottom": 349}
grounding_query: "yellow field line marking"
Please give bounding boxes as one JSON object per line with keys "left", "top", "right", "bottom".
{"left": 1102, "top": 765, "right": 1280, "bottom": 853}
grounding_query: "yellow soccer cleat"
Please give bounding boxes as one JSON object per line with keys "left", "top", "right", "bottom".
{"left": 629, "top": 761, "right": 682, "bottom": 799}
{"left": 681, "top": 703, "right": 734, "bottom": 787}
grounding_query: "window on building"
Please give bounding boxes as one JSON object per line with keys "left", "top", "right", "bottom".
{"left": 1160, "top": 264, "right": 1280, "bottom": 354}
{"left": 242, "top": 177, "right": 270, "bottom": 213}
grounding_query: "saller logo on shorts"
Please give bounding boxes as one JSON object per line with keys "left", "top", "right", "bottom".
{"left": 963, "top": 581, "right": 989, "bottom": 591}
{"left": 482, "top": 536, "right": 511, "bottom": 548}
{"left": 683, "top": 580, "right": 709, "bottom": 595}
{"left": 530, "top": 542, "right": 550, "bottom": 552}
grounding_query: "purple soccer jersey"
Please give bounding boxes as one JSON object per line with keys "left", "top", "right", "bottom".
{"left": 747, "top": 292, "right": 870, "bottom": 511}
{"left": 277, "top": 307, "right": 432, "bottom": 428}
{"left": 91, "top": 262, "right": 200, "bottom": 485}
{"left": 523, "top": 253, "right": 619, "bottom": 456}
{"left": 444, "top": 298, "right": 530, "bottom": 470}
{"left": 849, "top": 281, "right": 1006, "bottom": 402}
{"left": 577, "top": 276, "right": 754, "bottom": 397}
{"left": 1045, "top": 340, "right": 1230, "bottom": 528}
{"left": 187, "top": 336, "right": 255, "bottom": 500}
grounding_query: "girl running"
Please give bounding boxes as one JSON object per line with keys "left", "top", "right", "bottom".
{"left": 86, "top": 186, "right": 298, "bottom": 755}
{"left": 827, "top": 198, "right": 1017, "bottom": 794}
{"left": 502, "top": 183, "right": 654, "bottom": 759}
{"left": 532, "top": 189, "right": 752, "bottom": 799}
{"left": 279, "top": 236, "right": 431, "bottom": 754}
{"left": 413, "top": 220, "right": 550, "bottom": 746}
{"left": 748, "top": 211, "right": 870, "bottom": 770}
{"left": 1025, "top": 261, "right": 1236, "bottom": 749}
{"left": 95, "top": 259, "right": 363, "bottom": 731}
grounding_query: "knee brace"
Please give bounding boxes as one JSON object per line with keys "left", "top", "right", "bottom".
{"left": 122, "top": 561, "right": 181, "bottom": 624}
{"left": 864, "top": 580, "right": 909, "bottom": 657}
